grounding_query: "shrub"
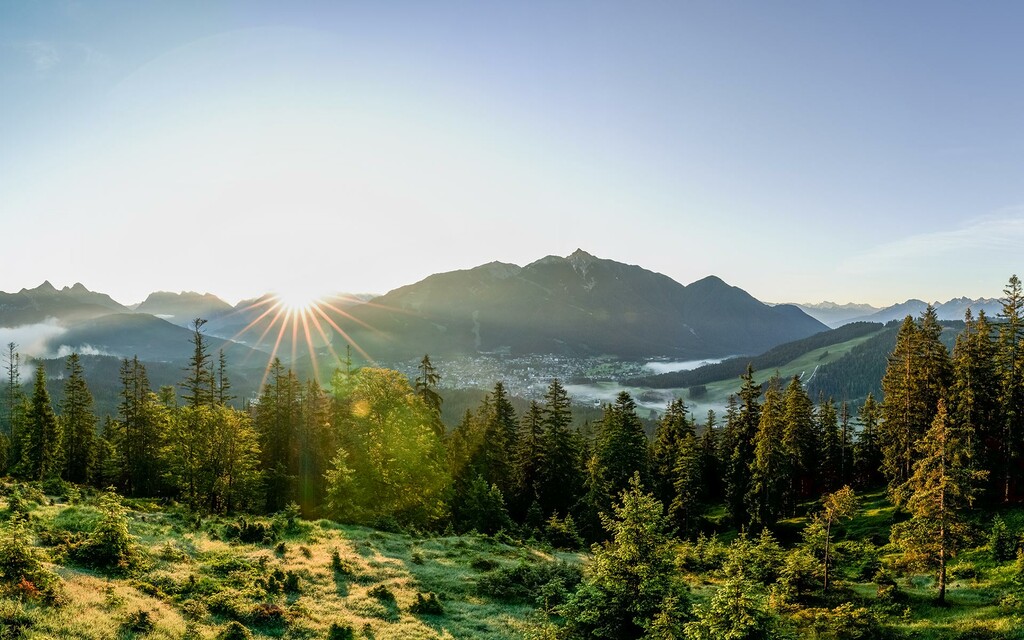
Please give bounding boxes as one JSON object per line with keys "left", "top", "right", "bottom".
{"left": 477, "top": 561, "right": 582, "bottom": 603}
{"left": 283, "top": 571, "right": 300, "bottom": 594}
{"left": 544, "top": 513, "right": 583, "bottom": 550}
{"left": 677, "top": 533, "right": 727, "bottom": 573}
{"left": 216, "top": 621, "right": 253, "bottom": 640}
{"left": 120, "top": 609, "right": 155, "bottom": 635}
{"left": 223, "top": 518, "right": 279, "bottom": 545}
{"left": 0, "top": 597, "right": 38, "bottom": 638}
{"left": 409, "top": 591, "right": 443, "bottom": 615}
{"left": 0, "top": 522, "right": 63, "bottom": 604}
{"left": 327, "top": 623, "right": 355, "bottom": 640}
{"left": 367, "top": 584, "right": 395, "bottom": 602}
{"left": 330, "top": 550, "right": 352, "bottom": 575}
{"left": 246, "top": 602, "right": 286, "bottom": 627}
{"left": 71, "top": 491, "right": 139, "bottom": 572}
{"left": 990, "top": 515, "right": 1016, "bottom": 562}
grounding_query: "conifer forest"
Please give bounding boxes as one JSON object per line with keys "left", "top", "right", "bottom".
{"left": 0, "top": 276, "right": 1023, "bottom": 639}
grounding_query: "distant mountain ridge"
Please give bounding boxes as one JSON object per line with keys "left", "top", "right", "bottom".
{"left": 134, "top": 291, "right": 233, "bottom": 327}
{"left": 795, "top": 297, "right": 1002, "bottom": 328}
{"left": 325, "top": 249, "right": 829, "bottom": 360}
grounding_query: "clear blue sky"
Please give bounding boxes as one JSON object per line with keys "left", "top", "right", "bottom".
{"left": 1, "top": 1, "right": 1021, "bottom": 306}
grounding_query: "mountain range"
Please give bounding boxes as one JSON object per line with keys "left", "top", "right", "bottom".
{"left": 0, "top": 250, "right": 827, "bottom": 365}
{"left": 794, "top": 297, "right": 1002, "bottom": 328}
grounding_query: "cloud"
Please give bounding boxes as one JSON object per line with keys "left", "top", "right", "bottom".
{"left": 55, "top": 344, "right": 113, "bottom": 358}
{"left": 0, "top": 319, "right": 66, "bottom": 358}
{"left": 841, "top": 209, "right": 1024, "bottom": 275}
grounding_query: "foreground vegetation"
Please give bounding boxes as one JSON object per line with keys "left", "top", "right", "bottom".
{"left": 3, "top": 479, "right": 1024, "bottom": 639}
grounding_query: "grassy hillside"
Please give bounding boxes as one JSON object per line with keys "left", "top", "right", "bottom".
{"left": 0, "top": 480, "right": 581, "bottom": 640}
{"left": 4, "top": 480, "right": 1024, "bottom": 639}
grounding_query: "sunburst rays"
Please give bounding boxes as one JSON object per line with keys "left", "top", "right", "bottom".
{"left": 217, "top": 292, "right": 388, "bottom": 391}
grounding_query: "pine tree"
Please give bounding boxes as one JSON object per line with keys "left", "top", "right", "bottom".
{"left": 726, "top": 366, "right": 761, "bottom": 526}
{"left": 817, "top": 396, "right": 841, "bottom": 493}
{"left": 949, "top": 309, "right": 1000, "bottom": 500}
{"left": 61, "top": 353, "right": 96, "bottom": 484}
{"left": 782, "top": 375, "right": 816, "bottom": 507}
{"left": 414, "top": 354, "right": 443, "bottom": 423}
{"left": 562, "top": 474, "right": 690, "bottom": 638}
{"left": 20, "top": 363, "right": 62, "bottom": 480}
{"left": 652, "top": 398, "right": 694, "bottom": 506}
{"left": 215, "top": 349, "right": 234, "bottom": 406}
{"left": 118, "top": 356, "right": 166, "bottom": 496}
{"left": 595, "top": 392, "right": 651, "bottom": 501}
{"left": 853, "top": 393, "right": 883, "bottom": 488}
{"left": 254, "top": 358, "right": 301, "bottom": 511}
{"left": 996, "top": 275, "right": 1024, "bottom": 502}
{"left": 890, "top": 400, "right": 986, "bottom": 604}
{"left": 747, "top": 378, "right": 788, "bottom": 527}
{"left": 670, "top": 430, "right": 703, "bottom": 537}
{"left": 698, "top": 411, "right": 722, "bottom": 503}
{"left": 512, "top": 400, "right": 545, "bottom": 514}
{"left": 536, "top": 379, "right": 583, "bottom": 518}
{"left": 2, "top": 343, "right": 26, "bottom": 474}
{"left": 880, "top": 310, "right": 950, "bottom": 498}
{"left": 182, "top": 318, "right": 215, "bottom": 408}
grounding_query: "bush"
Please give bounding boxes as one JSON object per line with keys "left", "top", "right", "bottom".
{"left": 677, "top": 533, "right": 727, "bottom": 573}
{"left": 246, "top": 602, "right": 286, "bottom": 627}
{"left": 409, "top": 591, "right": 443, "bottom": 615}
{"left": 0, "top": 523, "right": 63, "bottom": 604}
{"left": 544, "top": 513, "right": 583, "bottom": 550}
{"left": 222, "top": 517, "right": 279, "bottom": 545}
{"left": 283, "top": 571, "right": 300, "bottom": 594}
{"left": 120, "top": 609, "right": 155, "bottom": 635}
{"left": 216, "top": 621, "right": 253, "bottom": 640}
{"left": 990, "top": 515, "right": 1016, "bottom": 562}
{"left": 71, "top": 491, "right": 139, "bottom": 572}
{"left": 367, "top": 584, "right": 395, "bottom": 602}
{"left": 477, "top": 561, "right": 582, "bottom": 603}
{"left": 327, "top": 623, "right": 355, "bottom": 640}
{"left": 0, "top": 597, "right": 38, "bottom": 639}
{"left": 330, "top": 550, "right": 352, "bottom": 575}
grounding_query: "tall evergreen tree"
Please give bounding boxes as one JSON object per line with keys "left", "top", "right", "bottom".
{"left": 414, "top": 354, "right": 443, "bottom": 430}
{"left": 118, "top": 356, "right": 166, "bottom": 496}
{"left": 596, "top": 392, "right": 651, "bottom": 501}
{"left": 726, "top": 366, "right": 761, "bottom": 525}
{"left": 782, "top": 375, "right": 816, "bottom": 506}
{"left": 996, "top": 275, "right": 1024, "bottom": 502}
{"left": 890, "top": 400, "right": 986, "bottom": 604}
{"left": 536, "top": 379, "right": 583, "bottom": 518}
{"left": 817, "top": 395, "right": 841, "bottom": 493}
{"left": 949, "top": 309, "right": 1000, "bottom": 499}
{"left": 652, "top": 398, "right": 694, "bottom": 506}
{"left": 748, "top": 378, "right": 788, "bottom": 527}
{"left": 20, "top": 363, "right": 62, "bottom": 480}
{"left": 698, "top": 410, "right": 722, "bottom": 504}
{"left": 2, "top": 343, "right": 26, "bottom": 474}
{"left": 182, "top": 318, "right": 215, "bottom": 408}
{"left": 512, "top": 400, "right": 545, "bottom": 515}
{"left": 853, "top": 393, "right": 883, "bottom": 488}
{"left": 254, "top": 358, "right": 301, "bottom": 511}
{"left": 61, "top": 353, "right": 96, "bottom": 484}
{"left": 215, "top": 349, "right": 234, "bottom": 406}
{"left": 880, "top": 310, "right": 951, "bottom": 498}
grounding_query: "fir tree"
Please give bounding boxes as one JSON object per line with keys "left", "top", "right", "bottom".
{"left": 61, "top": 353, "right": 96, "bottom": 484}
{"left": 726, "top": 366, "right": 761, "bottom": 526}
{"left": 182, "top": 318, "right": 215, "bottom": 408}
{"left": 595, "top": 392, "right": 651, "bottom": 502}
{"left": 414, "top": 354, "right": 443, "bottom": 422}
{"left": 853, "top": 393, "right": 883, "bottom": 488}
{"left": 996, "top": 275, "right": 1024, "bottom": 502}
{"left": 536, "top": 379, "right": 583, "bottom": 518}
{"left": 782, "top": 375, "right": 816, "bottom": 507}
{"left": 21, "top": 363, "right": 62, "bottom": 480}
{"left": 652, "top": 398, "right": 694, "bottom": 506}
{"left": 747, "top": 377, "right": 788, "bottom": 527}
{"left": 890, "top": 399, "right": 986, "bottom": 604}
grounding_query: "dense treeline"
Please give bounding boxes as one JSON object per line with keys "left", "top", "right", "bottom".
{"left": 628, "top": 321, "right": 884, "bottom": 388}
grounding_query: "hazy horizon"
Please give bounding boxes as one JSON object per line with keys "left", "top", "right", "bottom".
{"left": 3, "top": 2, "right": 1022, "bottom": 307}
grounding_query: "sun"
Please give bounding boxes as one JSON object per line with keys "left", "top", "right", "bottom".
{"left": 275, "top": 287, "right": 323, "bottom": 313}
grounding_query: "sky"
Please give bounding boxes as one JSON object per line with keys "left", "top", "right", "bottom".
{"left": 1, "top": 1, "right": 1022, "bottom": 307}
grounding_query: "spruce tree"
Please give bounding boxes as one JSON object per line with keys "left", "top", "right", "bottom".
{"left": 414, "top": 354, "right": 443, "bottom": 421}
{"left": 536, "top": 379, "right": 583, "bottom": 518}
{"left": 21, "top": 363, "right": 62, "bottom": 480}
{"left": 996, "top": 275, "right": 1024, "bottom": 502}
{"left": 595, "top": 391, "right": 651, "bottom": 501}
{"left": 61, "top": 353, "right": 96, "bottom": 484}
{"left": 782, "top": 375, "right": 816, "bottom": 507}
{"left": 853, "top": 393, "right": 883, "bottom": 488}
{"left": 512, "top": 400, "right": 545, "bottom": 514}
{"left": 182, "top": 318, "right": 215, "bottom": 408}
{"left": 726, "top": 366, "right": 761, "bottom": 526}
{"left": 652, "top": 398, "right": 694, "bottom": 506}
{"left": 747, "top": 378, "right": 788, "bottom": 527}
{"left": 949, "top": 309, "right": 999, "bottom": 499}
{"left": 890, "top": 399, "right": 986, "bottom": 604}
